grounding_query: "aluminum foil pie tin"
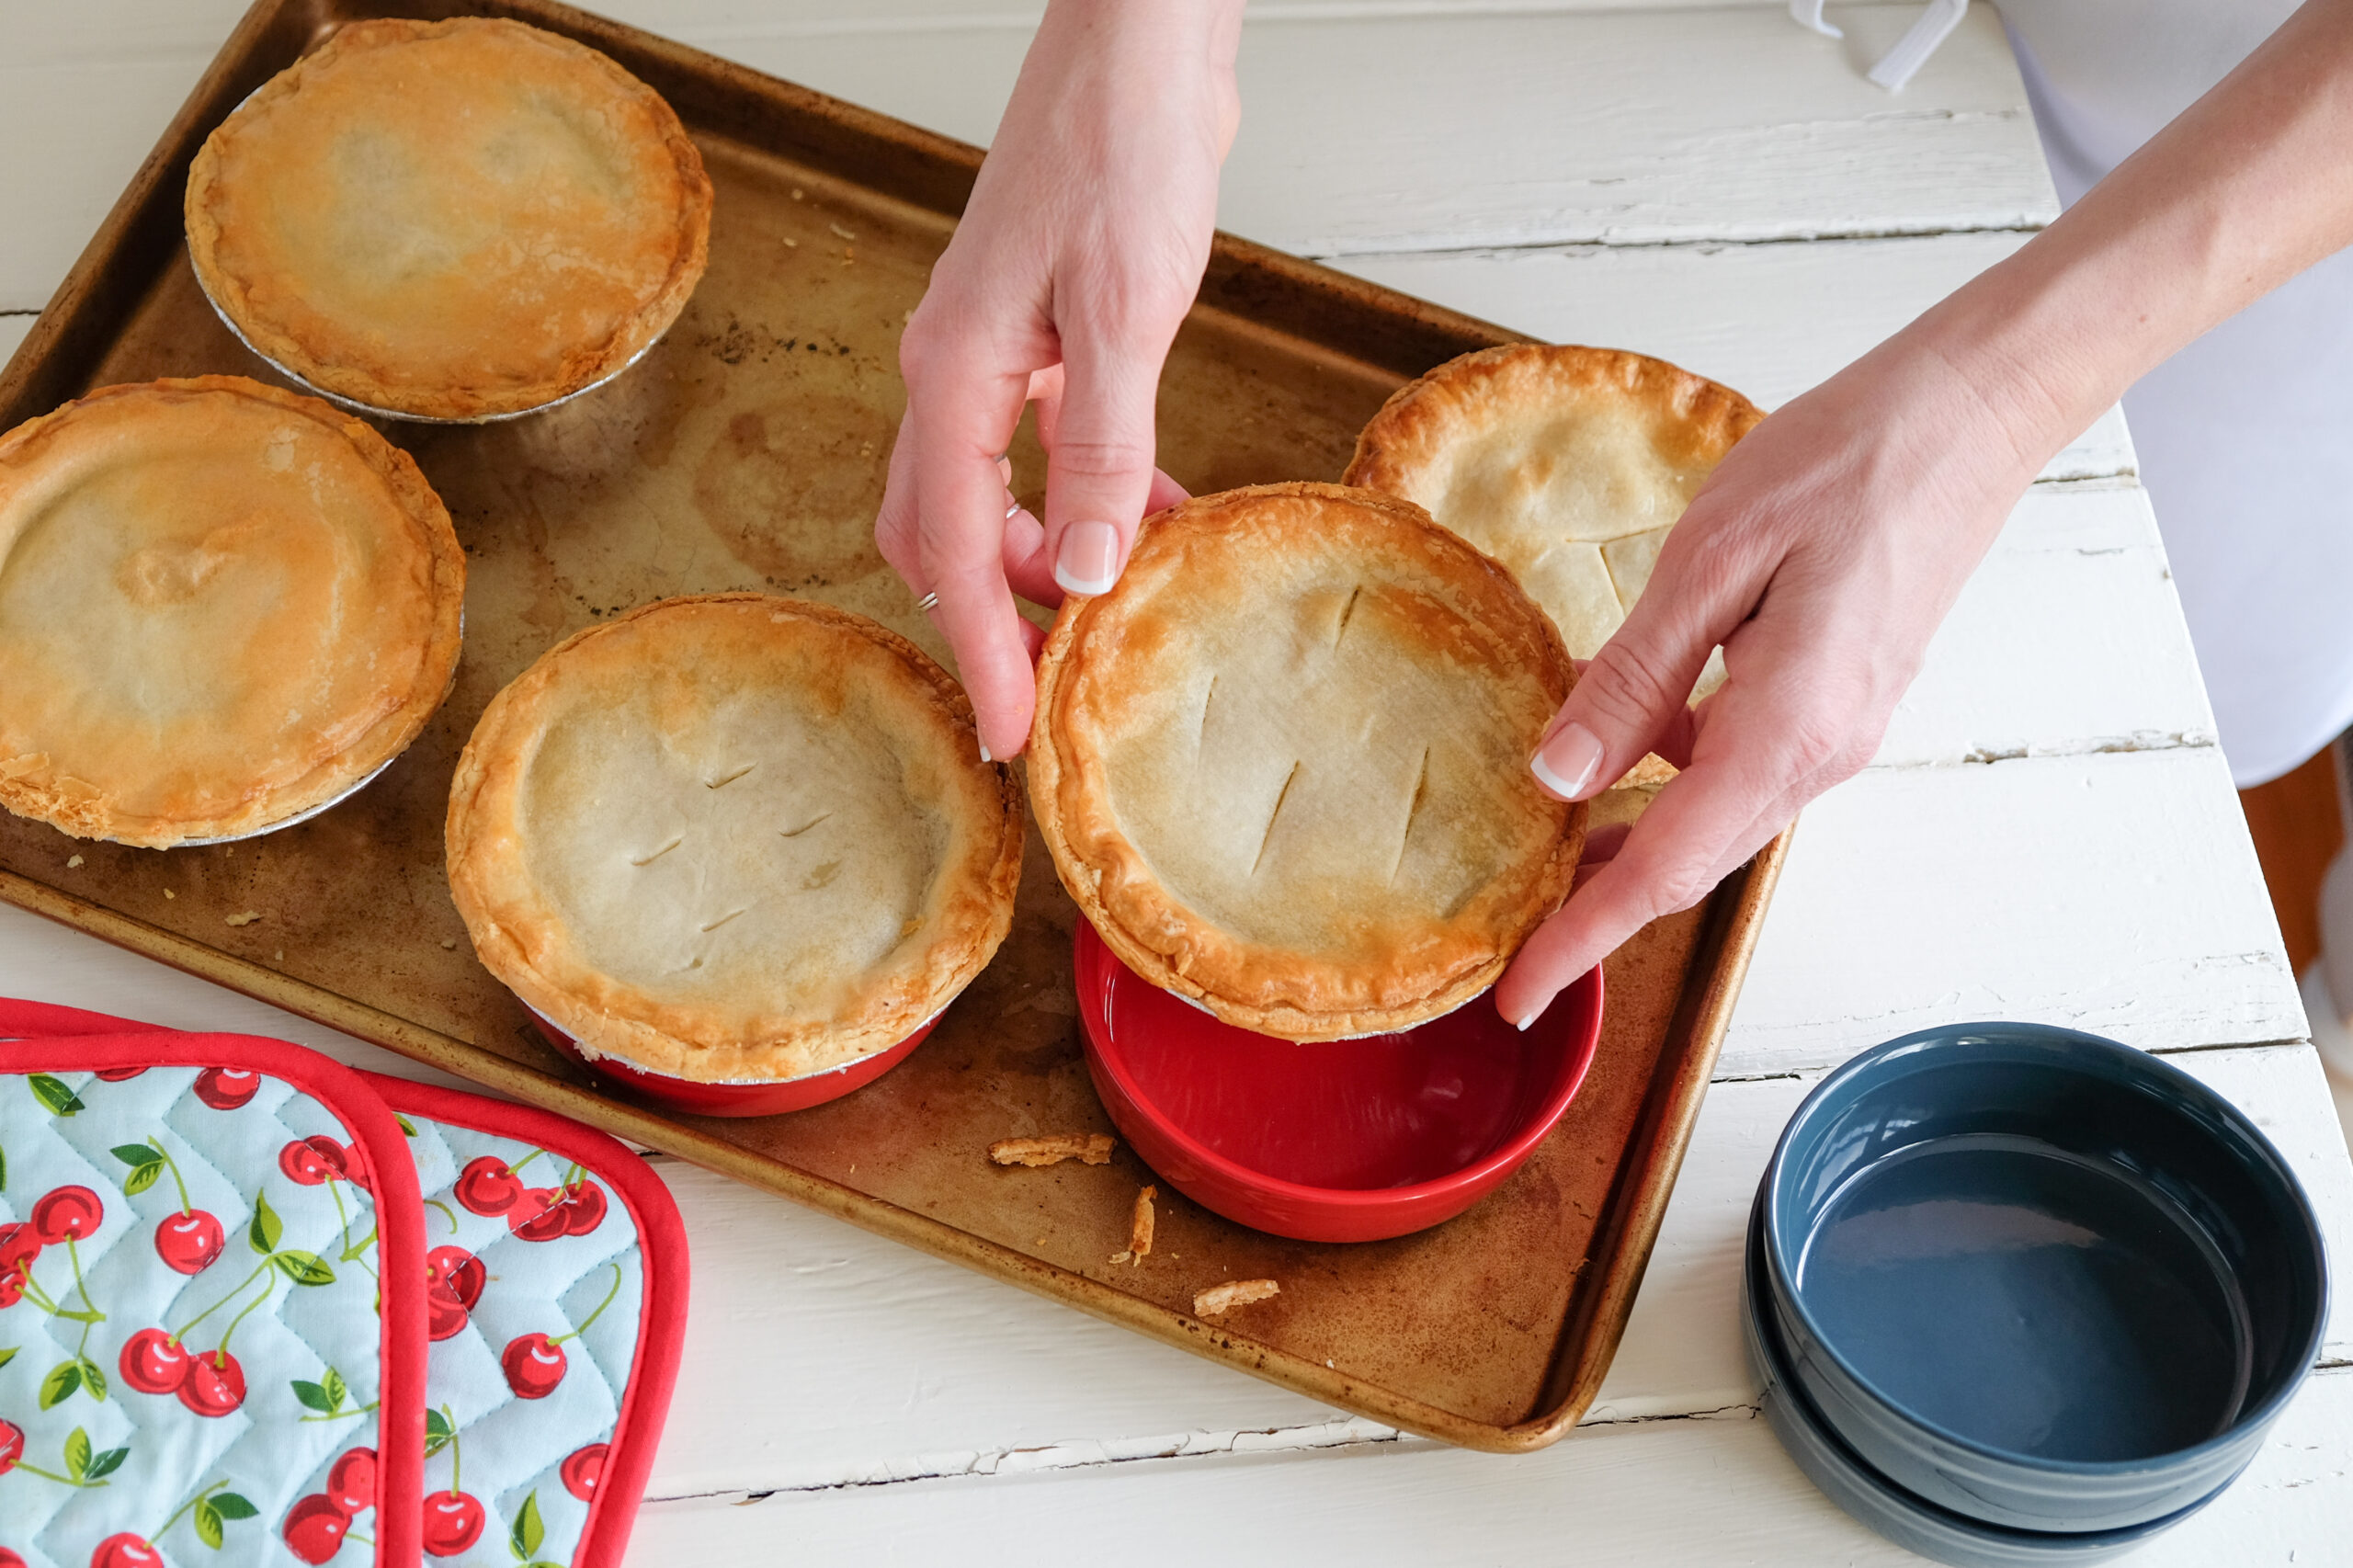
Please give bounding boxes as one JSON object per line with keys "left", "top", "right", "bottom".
{"left": 525, "top": 1002, "right": 942, "bottom": 1119}
{"left": 168, "top": 752, "right": 400, "bottom": 848}
{"left": 195, "top": 273, "right": 661, "bottom": 426}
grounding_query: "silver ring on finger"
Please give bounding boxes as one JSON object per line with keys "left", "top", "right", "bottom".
{"left": 916, "top": 591, "right": 940, "bottom": 613}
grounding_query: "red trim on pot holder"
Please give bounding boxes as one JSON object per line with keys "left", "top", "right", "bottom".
{"left": 0, "top": 1020, "right": 428, "bottom": 1568}
{"left": 360, "top": 1074, "right": 689, "bottom": 1568}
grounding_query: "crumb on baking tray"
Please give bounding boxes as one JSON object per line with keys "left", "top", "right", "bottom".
{"left": 1129, "top": 1184, "right": 1156, "bottom": 1262}
{"left": 1194, "top": 1279, "right": 1279, "bottom": 1317}
{"left": 223, "top": 910, "right": 263, "bottom": 926}
{"left": 65, "top": 854, "right": 82, "bottom": 869}
{"left": 988, "top": 1133, "right": 1116, "bottom": 1167}
{"left": 829, "top": 222, "right": 857, "bottom": 241}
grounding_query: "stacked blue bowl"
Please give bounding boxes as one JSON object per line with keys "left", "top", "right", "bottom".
{"left": 1744, "top": 1023, "right": 2328, "bottom": 1567}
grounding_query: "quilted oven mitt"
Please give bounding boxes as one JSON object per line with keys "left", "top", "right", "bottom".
{"left": 0, "top": 1003, "right": 687, "bottom": 1568}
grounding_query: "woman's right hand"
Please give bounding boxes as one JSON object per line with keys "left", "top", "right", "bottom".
{"left": 877, "top": 0, "right": 1245, "bottom": 761}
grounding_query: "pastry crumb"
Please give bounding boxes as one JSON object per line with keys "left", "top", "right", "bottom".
{"left": 65, "top": 854, "right": 83, "bottom": 869}
{"left": 782, "top": 237, "right": 798, "bottom": 248}
{"left": 989, "top": 1133, "right": 1116, "bottom": 1168}
{"left": 791, "top": 187, "right": 805, "bottom": 200}
{"left": 1128, "top": 1185, "right": 1156, "bottom": 1261}
{"left": 1194, "top": 1279, "right": 1279, "bottom": 1317}
{"left": 440, "top": 937, "right": 457, "bottom": 949}
{"left": 828, "top": 222, "right": 857, "bottom": 241}
{"left": 1109, "top": 1250, "right": 1132, "bottom": 1265}
{"left": 272, "top": 949, "right": 284, "bottom": 960}
{"left": 223, "top": 911, "right": 263, "bottom": 927}
{"left": 163, "top": 888, "right": 176, "bottom": 899}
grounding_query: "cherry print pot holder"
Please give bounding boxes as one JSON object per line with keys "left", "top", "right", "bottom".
{"left": 0, "top": 1002, "right": 688, "bottom": 1568}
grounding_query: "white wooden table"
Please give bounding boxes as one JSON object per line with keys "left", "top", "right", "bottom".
{"left": 7, "top": 3, "right": 2353, "bottom": 1562}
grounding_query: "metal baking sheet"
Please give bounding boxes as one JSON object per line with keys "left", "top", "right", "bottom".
{"left": 0, "top": 0, "right": 1790, "bottom": 1451}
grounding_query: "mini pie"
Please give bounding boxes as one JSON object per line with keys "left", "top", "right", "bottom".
{"left": 1344, "top": 343, "right": 1763, "bottom": 666}
{"left": 0, "top": 375, "right": 464, "bottom": 847}
{"left": 186, "top": 17, "right": 713, "bottom": 420}
{"left": 447, "top": 594, "right": 1023, "bottom": 1083}
{"left": 1030, "top": 482, "right": 1582, "bottom": 1042}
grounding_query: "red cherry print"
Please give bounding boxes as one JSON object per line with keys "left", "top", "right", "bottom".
{"left": 326, "top": 1447, "right": 378, "bottom": 1515}
{"left": 119, "top": 1327, "right": 193, "bottom": 1395}
{"left": 177, "top": 1349, "right": 246, "bottom": 1417}
{"left": 31, "top": 1185, "right": 103, "bottom": 1244}
{"left": 278, "top": 1140, "right": 331, "bottom": 1186}
{"left": 89, "top": 1537, "right": 162, "bottom": 1568}
{"left": 0, "top": 1416, "right": 22, "bottom": 1475}
{"left": 93, "top": 1064, "right": 148, "bottom": 1082}
{"left": 426, "top": 1247, "right": 484, "bottom": 1310}
{"left": 153, "top": 1209, "right": 224, "bottom": 1275}
{"left": 421, "top": 1491, "right": 485, "bottom": 1558}
{"left": 508, "top": 1188, "right": 570, "bottom": 1243}
{"left": 561, "top": 1442, "right": 608, "bottom": 1501}
{"left": 501, "top": 1332, "right": 567, "bottom": 1399}
{"left": 193, "top": 1066, "right": 260, "bottom": 1109}
{"left": 560, "top": 1178, "right": 608, "bottom": 1236}
{"left": 0, "top": 1221, "right": 39, "bottom": 1269}
{"left": 281, "top": 1495, "right": 350, "bottom": 1566}
{"left": 303, "top": 1135, "right": 353, "bottom": 1183}
{"left": 426, "top": 1289, "right": 469, "bottom": 1343}
{"left": 455, "top": 1156, "right": 522, "bottom": 1216}
{"left": 0, "top": 1272, "right": 23, "bottom": 1309}
{"left": 0, "top": 1548, "right": 27, "bottom": 1568}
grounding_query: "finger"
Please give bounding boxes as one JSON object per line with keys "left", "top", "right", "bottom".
{"left": 875, "top": 408, "right": 926, "bottom": 597}
{"left": 1530, "top": 536, "right": 1753, "bottom": 803}
{"left": 1004, "top": 501, "right": 1058, "bottom": 605}
{"left": 1145, "top": 465, "right": 1190, "bottom": 514}
{"left": 1040, "top": 329, "right": 1167, "bottom": 597}
{"left": 1497, "top": 706, "right": 1795, "bottom": 1026}
{"left": 904, "top": 365, "right": 1039, "bottom": 760}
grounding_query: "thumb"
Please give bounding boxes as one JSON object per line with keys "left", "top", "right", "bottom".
{"left": 1040, "top": 331, "right": 1167, "bottom": 598}
{"left": 1530, "top": 583, "right": 1724, "bottom": 803}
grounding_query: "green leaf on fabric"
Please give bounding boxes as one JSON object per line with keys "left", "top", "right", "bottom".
{"left": 110, "top": 1143, "right": 157, "bottom": 1168}
{"left": 323, "top": 1366, "right": 347, "bottom": 1409}
{"left": 275, "top": 1251, "right": 334, "bottom": 1287}
{"left": 28, "top": 1074, "right": 84, "bottom": 1117}
{"left": 292, "top": 1379, "right": 335, "bottom": 1414}
{"left": 0, "top": 1346, "right": 17, "bottom": 1370}
{"left": 195, "top": 1499, "right": 223, "bottom": 1551}
{"left": 64, "top": 1426, "right": 91, "bottom": 1481}
{"left": 2, "top": 1138, "right": 8, "bottom": 1189}
{"left": 80, "top": 1358, "right": 107, "bottom": 1401}
{"left": 122, "top": 1161, "right": 163, "bottom": 1198}
{"left": 250, "top": 1192, "right": 281, "bottom": 1255}
{"left": 85, "top": 1446, "right": 130, "bottom": 1482}
{"left": 396, "top": 1113, "right": 419, "bottom": 1137}
{"left": 511, "top": 1491, "right": 544, "bottom": 1560}
{"left": 40, "top": 1359, "right": 82, "bottom": 1408}
{"left": 211, "top": 1493, "right": 258, "bottom": 1520}
{"left": 425, "top": 1406, "right": 453, "bottom": 1459}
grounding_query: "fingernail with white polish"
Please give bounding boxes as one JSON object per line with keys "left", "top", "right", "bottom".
{"left": 1053, "top": 520, "right": 1122, "bottom": 597}
{"left": 1515, "top": 1011, "right": 1537, "bottom": 1033}
{"left": 979, "top": 736, "right": 994, "bottom": 764}
{"left": 1530, "top": 721, "right": 1606, "bottom": 800}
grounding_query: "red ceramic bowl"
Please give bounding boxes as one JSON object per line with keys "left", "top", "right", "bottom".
{"left": 1074, "top": 921, "right": 1604, "bottom": 1243}
{"left": 529, "top": 1007, "right": 936, "bottom": 1118}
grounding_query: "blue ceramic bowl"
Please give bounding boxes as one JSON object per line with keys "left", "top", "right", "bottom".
{"left": 1742, "top": 1197, "right": 2239, "bottom": 1567}
{"left": 1758, "top": 1023, "right": 2325, "bottom": 1533}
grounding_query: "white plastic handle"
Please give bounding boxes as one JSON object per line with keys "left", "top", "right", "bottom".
{"left": 1789, "top": 0, "right": 1971, "bottom": 93}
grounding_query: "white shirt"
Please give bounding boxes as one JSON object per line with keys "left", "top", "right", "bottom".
{"left": 1995, "top": 0, "right": 2353, "bottom": 784}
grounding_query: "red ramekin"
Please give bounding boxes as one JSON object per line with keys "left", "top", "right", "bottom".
{"left": 529, "top": 1007, "right": 936, "bottom": 1119}
{"left": 1074, "top": 920, "right": 1603, "bottom": 1243}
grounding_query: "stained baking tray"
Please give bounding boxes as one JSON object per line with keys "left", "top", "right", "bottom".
{"left": 0, "top": 0, "right": 1790, "bottom": 1451}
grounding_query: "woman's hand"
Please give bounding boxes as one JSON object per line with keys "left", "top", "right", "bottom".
{"left": 1494, "top": 335, "right": 2043, "bottom": 1028}
{"left": 878, "top": 0, "right": 1245, "bottom": 759}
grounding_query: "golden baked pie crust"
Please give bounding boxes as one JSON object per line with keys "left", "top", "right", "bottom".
{"left": 1344, "top": 343, "right": 1763, "bottom": 659}
{"left": 186, "top": 17, "right": 712, "bottom": 420}
{"left": 1030, "top": 482, "right": 1583, "bottom": 1041}
{"left": 446, "top": 594, "right": 1023, "bottom": 1083}
{"left": 0, "top": 375, "right": 463, "bottom": 847}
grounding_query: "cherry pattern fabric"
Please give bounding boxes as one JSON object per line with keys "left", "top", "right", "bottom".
{"left": 0, "top": 1038, "right": 426, "bottom": 1568}
{"left": 381, "top": 1112, "right": 641, "bottom": 1566}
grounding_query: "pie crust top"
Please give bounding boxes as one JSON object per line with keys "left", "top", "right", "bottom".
{"left": 1029, "top": 483, "right": 1583, "bottom": 1042}
{"left": 1345, "top": 344, "right": 1763, "bottom": 663}
{"left": 447, "top": 595, "right": 1024, "bottom": 1083}
{"left": 186, "top": 17, "right": 713, "bottom": 420}
{"left": 0, "top": 376, "right": 464, "bottom": 847}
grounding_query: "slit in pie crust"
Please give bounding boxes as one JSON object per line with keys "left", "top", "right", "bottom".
{"left": 1344, "top": 342, "right": 1762, "bottom": 666}
{"left": 1029, "top": 483, "right": 1583, "bottom": 1042}
{"left": 0, "top": 376, "right": 464, "bottom": 847}
{"left": 185, "top": 17, "right": 713, "bottom": 421}
{"left": 446, "top": 594, "right": 1023, "bottom": 1084}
